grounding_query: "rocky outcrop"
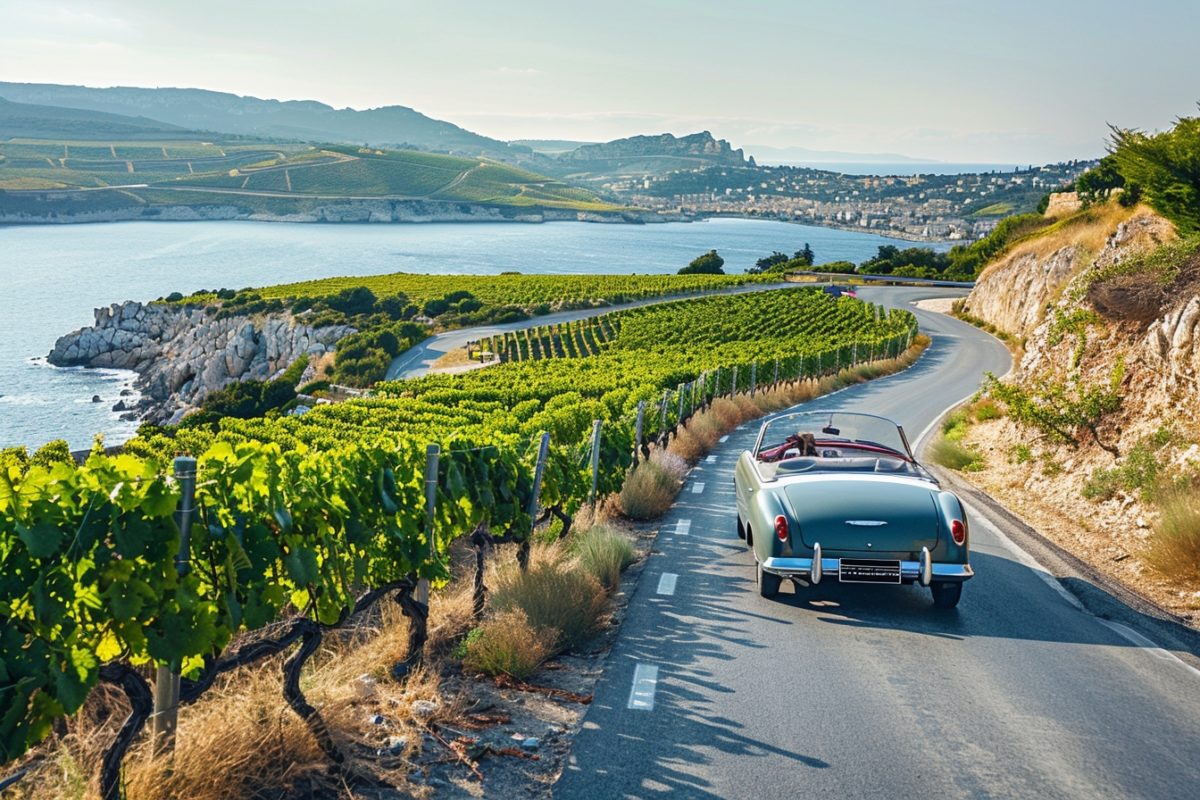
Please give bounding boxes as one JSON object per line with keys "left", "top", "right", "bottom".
{"left": 962, "top": 211, "right": 1174, "bottom": 340}
{"left": 564, "top": 131, "right": 747, "bottom": 167}
{"left": 49, "top": 302, "right": 353, "bottom": 424}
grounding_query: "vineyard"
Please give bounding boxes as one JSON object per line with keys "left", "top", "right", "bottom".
{"left": 0, "top": 288, "right": 917, "bottom": 796}
{"left": 236, "top": 271, "right": 775, "bottom": 310}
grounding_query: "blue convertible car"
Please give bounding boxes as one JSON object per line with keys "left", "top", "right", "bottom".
{"left": 733, "top": 411, "right": 973, "bottom": 608}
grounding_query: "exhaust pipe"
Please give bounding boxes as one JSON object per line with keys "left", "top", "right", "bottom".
{"left": 920, "top": 546, "right": 932, "bottom": 587}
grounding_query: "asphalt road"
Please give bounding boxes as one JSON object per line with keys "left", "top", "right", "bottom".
{"left": 554, "top": 286, "right": 1200, "bottom": 799}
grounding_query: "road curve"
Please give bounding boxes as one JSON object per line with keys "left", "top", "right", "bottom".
{"left": 553, "top": 287, "right": 1200, "bottom": 800}
{"left": 384, "top": 281, "right": 794, "bottom": 381}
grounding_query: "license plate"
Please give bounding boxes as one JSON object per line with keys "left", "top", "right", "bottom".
{"left": 838, "top": 558, "right": 901, "bottom": 584}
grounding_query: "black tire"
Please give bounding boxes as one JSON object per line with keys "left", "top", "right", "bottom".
{"left": 757, "top": 560, "right": 782, "bottom": 599}
{"left": 930, "top": 581, "right": 962, "bottom": 609}
{"left": 736, "top": 516, "right": 746, "bottom": 541}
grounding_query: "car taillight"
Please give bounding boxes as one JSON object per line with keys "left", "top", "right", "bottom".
{"left": 950, "top": 519, "right": 966, "bottom": 545}
{"left": 775, "top": 515, "right": 789, "bottom": 541}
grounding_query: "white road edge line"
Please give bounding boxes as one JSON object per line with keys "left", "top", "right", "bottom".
{"left": 1097, "top": 620, "right": 1200, "bottom": 679}
{"left": 676, "top": 518, "right": 691, "bottom": 536}
{"left": 656, "top": 573, "right": 678, "bottom": 596}
{"left": 628, "top": 663, "right": 659, "bottom": 710}
{"left": 692, "top": 482, "right": 705, "bottom": 494}
{"left": 964, "top": 501, "right": 1085, "bottom": 613}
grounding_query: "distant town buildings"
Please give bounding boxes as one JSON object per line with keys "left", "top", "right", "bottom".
{"left": 604, "top": 161, "right": 1091, "bottom": 241}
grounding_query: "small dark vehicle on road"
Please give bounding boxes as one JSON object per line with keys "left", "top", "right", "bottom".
{"left": 734, "top": 411, "right": 972, "bottom": 608}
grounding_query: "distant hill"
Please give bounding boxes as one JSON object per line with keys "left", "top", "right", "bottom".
{"left": 510, "top": 139, "right": 597, "bottom": 155}
{"left": 0, "top": 82, "right": 521, "bottom": 158}
{"left": 0, "top": 96, "right": 194, "bottom": 140}
{"left": 553, "top": 131, "right": 749, "bottom": 180}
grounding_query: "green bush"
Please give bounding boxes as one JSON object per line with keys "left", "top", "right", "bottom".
{"left": 1111, "top": 116, "right": 1200, "bottom": 235}
{"left": 30, "top": 439, "right": 73, "bottom": 470}
{"left": 679, "top": 249, "right": 725, "bottom": 275}
{"left": 929, "top": 438, "right": 983, "bottom": 471}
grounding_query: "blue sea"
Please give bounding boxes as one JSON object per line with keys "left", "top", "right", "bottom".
{"left": 0, "top": 217, "right": 945, "bottom": 449}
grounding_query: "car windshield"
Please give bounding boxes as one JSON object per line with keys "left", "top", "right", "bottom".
{"left": 755, "top": 411, "right": 912, "bottom": 462}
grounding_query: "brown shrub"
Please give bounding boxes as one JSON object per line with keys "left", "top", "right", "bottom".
{"left": 667, "top": 425, "right": 706, "bottom": 463}
{"left": 709, "top": 398, "right": 746, "bottom": 429}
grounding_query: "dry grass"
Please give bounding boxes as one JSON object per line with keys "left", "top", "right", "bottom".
{"left": 619, "top": 452, "right": 687, "bottom": 519}
{"left": 570, "top": 524, "right": 637, "bottom": 591}
{"left": 489, "top": 551, "right": 608, "bottom": 653}
{"left": 8, "top": 581, "right": 478, "bottom": 800}
{"left": 1146, "top": 487, "right": 1200, "bottom": 580}
{"left": 1005, "top": 203, "right": 1147, "bottom": 265}
{"left": 461, "top": 609, "right": 555, "bottom": 680}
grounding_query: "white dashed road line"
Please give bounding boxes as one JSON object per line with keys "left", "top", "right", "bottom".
{"left": 719, "top": 435, "right": 729, "bottom": 443}
{"left": 706, "top": 454, "right": 717, "bottom": 464}
{"left": 656, "top": 573, "right": 678, "bottom": 596}
{"left": 628, "top": 664, "right": 659, "bottom": 711}
{"left": 676, "top": 518, "right": 691, "bottom": 536}
{"left": 692, "top": 482, "right": 705, "bottom": 494}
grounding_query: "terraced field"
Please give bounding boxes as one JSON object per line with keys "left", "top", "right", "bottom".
{"left": 0, "top": 137, "right": 617, "bottom": 212}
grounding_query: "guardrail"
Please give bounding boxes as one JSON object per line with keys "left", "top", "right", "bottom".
{"left": 787, "top": 271, "right": 975, "bottom": 289}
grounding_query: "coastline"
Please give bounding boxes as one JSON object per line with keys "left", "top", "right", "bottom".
{"left": 2, "top": 195, "right": 957, "bottom": 244}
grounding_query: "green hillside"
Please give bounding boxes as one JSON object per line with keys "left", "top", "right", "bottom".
{"left": 0, "top": 137, "right": 620, "bottom": 214}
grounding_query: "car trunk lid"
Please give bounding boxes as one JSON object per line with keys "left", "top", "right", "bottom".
{"left": 784, "top": 478, "right": 939, "bottom": 555}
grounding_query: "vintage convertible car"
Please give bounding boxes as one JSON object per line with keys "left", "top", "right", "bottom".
{"left": 733, "top": 411, "right": 972, "bottom": 608}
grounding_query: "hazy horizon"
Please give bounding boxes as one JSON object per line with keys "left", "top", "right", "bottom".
{"left": 2, "top": 0, "right": 1198, "bottom": 163}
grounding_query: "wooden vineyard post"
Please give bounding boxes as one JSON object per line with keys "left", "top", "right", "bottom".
{"left": 853, "top": 341, "right": 858, "bottom": 365}
{"left": 633, "top": 401, "right": 646, "bottom": 465}
{"left": 676, "top": 384, "right": 685, "bottom": 424}
{"left": 773, "top": 358, "right": 780, "bottom": 386}
{"left": 750, "top": 363, "right": 757, "bottom": 397}
{"left": 714, "top": 367, "right": 722, "bottom": 400}
{"left": 659, "top": 389, "right": 670, "bottom": 443}
{"left": 588, "top": 419, "right": 603, "bottom": 507}
{"left": 152, "top": 456, "right": 195, "bottom": 756}
{"left": 732, "top": 366, "right": 738, "bottom": 396}
{"left": 418, "top": 444, "right": 439, "bottom": 608}
{"left": 530, "top": 432, "right": 550, "bottom": 523}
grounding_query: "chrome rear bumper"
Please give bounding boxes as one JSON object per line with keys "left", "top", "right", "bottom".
{"left": 761, "top": 555, "right": 973, "bottom": 584}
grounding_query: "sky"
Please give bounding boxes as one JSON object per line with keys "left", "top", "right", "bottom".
{"left": 1, "top": 0, "right": 1197, "bottom": 164}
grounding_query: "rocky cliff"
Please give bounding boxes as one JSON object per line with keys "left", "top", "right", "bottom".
{"left": 951, "top": 204, "right": 1200, "bottom": 618}
{"left": 563, "top": 131, "right": 746, "bottom": 167}
{"left": 48, "top": 302, "right": 353, "bottom": 424}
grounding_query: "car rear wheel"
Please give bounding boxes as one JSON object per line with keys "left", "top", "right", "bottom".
{"left": 757, "top": 559, "right": 782, "bottom": 599}
{"left": 930, "top": 581, "right": 962, "bottom": 609}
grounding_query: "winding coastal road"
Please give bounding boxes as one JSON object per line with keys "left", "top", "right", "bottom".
{"left": 544, "top": 287, "right": 1200, "bottom": 799}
